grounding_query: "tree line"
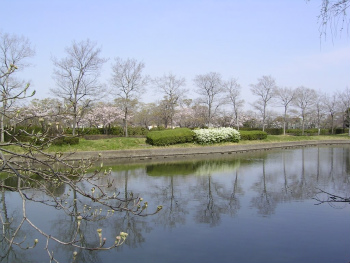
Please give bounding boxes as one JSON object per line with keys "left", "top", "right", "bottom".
{"left": 1, "top": 31, "right": 349, "bottom": 143}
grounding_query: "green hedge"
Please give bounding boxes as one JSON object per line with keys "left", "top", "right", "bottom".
{"left": 128, "top": 126, "right": 149, "bottom": 136}
{"left": 64, "top": 126, "right": 149, "bottom": 136}
{"left": 149, "top": 126, "right": 166, "bottom": 131}
{"left": 5, "top": 134, "right": 79, "bottom": 146}
{"left": 9, "top": 125, "right": 150, "bottom": 138}
{"left": 65, "top": 127, "right": 103, "bottom": 135}
{"left": 333, "top": 128, "right": 349, "bottom": 134}
{"left": 146, "top": 128, "right": 194, "bottom": 146}
{"left": 51, "top": 136, "right": 79, "bottom": 146}
{"left": 239, "top": 130, "right": 267, "bottom": 140}
{"left": 286, "top": 129, "right": 330, "bottom": 136}
{"left": 265, "top": 128, "right": 283, "bottom": 135}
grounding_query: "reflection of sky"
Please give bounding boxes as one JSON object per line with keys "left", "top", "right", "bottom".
{"left": 2, "top": 146, "right": 350, "bottom": 263}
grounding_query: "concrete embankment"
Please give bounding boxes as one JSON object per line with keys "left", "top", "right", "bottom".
{"left": 59, "top": 140, "right": 350, "bottom": 163}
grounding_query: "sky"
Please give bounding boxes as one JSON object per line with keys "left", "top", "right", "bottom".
{"left": 1, "top": 0, "right": 350, "bottom": 111}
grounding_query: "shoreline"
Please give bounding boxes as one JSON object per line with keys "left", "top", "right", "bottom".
{"left": 59, "top": 139, "right": 350, "bottom": 163}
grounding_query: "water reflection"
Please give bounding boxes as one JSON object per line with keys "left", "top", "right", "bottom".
{"left": 1, "top": 146, "right": 350, "bottom": 263}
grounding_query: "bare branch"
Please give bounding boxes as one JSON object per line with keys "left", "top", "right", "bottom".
{"left": 51, "top": 39, "right": 107, "bottom": 135}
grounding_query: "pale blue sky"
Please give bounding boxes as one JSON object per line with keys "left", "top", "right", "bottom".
{"left": 2, "top": 0, "right": 349, "bottom": 108}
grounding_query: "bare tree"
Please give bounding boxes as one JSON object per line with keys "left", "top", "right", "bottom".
{"left": 274, "top": 87, "right": 296, "bottom": 135}
{"left": 314, "top": 92, "right": 326, "bottom": 135}
{"left": 134, "top": 102, "right": 157, "bottom": 129}
{"left": 153, "top": 73, "right": 186, "bottom": 128}
{"left": 0, "top": 32, "right": 35, "bottom": 142}
{"left": 223, "top": 78, "right": 244, "bottom": 130}
{"left": 338, "top": 86, "right": 350, "bottom": 136}
{"left": 324, "top": 92, "right": 338, "bottom": 134}
{"left": 293, "top": 86, "right": 317, "bottom": 135}
{"left": 250, "top": 75, "right": 276, "bottom": 131}
{"left": 110, "top": 58, "right": 149, "bottom": 137}
{"left": 194, "top": 72, "right": 224, "bottom": 127}
{"left": 51, "top": 39, "right": 107, "bottom": 136}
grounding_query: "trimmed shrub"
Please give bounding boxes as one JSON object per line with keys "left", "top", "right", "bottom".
{"left": 109, "top": 126, "right": 124, "bottom": 136}
{"left": 82, "top": 127, "right": 103, "bottom": 135}
{"left": 64, "top": 127, "right": 102, "bottom": 135}
{"left": 128, "top": 126, "right": 149, "bottom": 136}
{"left": 146, "top": 128, "right": 194, "bottom": 146}
{"left": 150, "top": 126, "right": 166, "bottom": 131}
{"left": 64, "top": 126, "right": 149, "bottom": 136}
{"left": 286, "top": 129, "right": 303, "bottom": 136}
{"left": 14, "top": 126, "right": 42, "bottom": 134}
{"left": 239, "top": 127, "right": 261, "bottom": 131}
{"left": 334, "top": 128, "right": 349, "bottom": 134}
{"left": 239, "top": 130, "right": 267, "bottom": 140}
{"left": 51, "top": 136, "right": 79, "bottom": 146}
{"left": 265, "top": 128, "right": 283, "bottom": 135}
{"left": 5, "top": 133, "right": 79, "bottom": 146}
{"left": 193, "top": 127, "right": 240, "bottom": 144}
{"left": 319, "top": 129, "right": 329, "bottom": 135}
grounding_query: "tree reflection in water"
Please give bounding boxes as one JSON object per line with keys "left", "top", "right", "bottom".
{"left": 1, "top": 146, "right": 350, "bottom": 262}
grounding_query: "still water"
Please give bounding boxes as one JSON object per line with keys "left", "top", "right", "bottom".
{"left": 1, "top": 146, "right": 350, "bottom": 263}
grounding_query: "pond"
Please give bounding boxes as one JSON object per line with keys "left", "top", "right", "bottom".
{"left": 1, "top": 145, "right": 350, "bottom": 263}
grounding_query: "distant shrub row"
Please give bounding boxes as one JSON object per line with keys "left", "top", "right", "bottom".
{"left": 6, "top": 134, "right": 79, "bottom": 146}
{"left": 286, "top": 129, "right": 328, "bottom": 136}
{"left": 146, "top": 128, "right": 194, "bottom": 146}
{"left": 7, "top": 126, "right": 149, "bottom": 137}
{"left": 239, "top": 130, "right": 267, "bottom": 140}
{"left": 65, "top": 126, "right": 149, "bottom": 136}
{"left": 242, "top": 128, "right": 350, "bottom": 136}
{"left": 50, "top": 136, "right": 79, "bottom": 146}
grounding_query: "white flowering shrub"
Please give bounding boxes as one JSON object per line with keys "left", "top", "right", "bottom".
{"left": 193, "top": 127, "right": 240, "bottom": 144}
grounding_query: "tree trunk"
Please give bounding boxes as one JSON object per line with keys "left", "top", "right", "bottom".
{"left": 1, "top": 113, "right": 5, "bottom": 143}
{"left": 331, "top": 115, "right": 334, "bottom": 134}
{"left": 262, "top": 104, "right": 266, "bottom": 132}
{"left": 283, "top": 108, "right": 287, "bottom": 136}
{"left": 302, "top": 116, "right": 305, "bottom": 136}
{"left": 348, "top": 111, "right": 350, "bottom": 137}
{"left": 124, "top": 118, "right": 128, "bottom": 137}
{"left": 72, "top": 114, "right": 77, "bottom": 136}
{"left": 1, "top": 98, "right": 7, "bottom": 143}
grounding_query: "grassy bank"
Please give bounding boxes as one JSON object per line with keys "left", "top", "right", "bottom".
{"left": 3, "top": 134, "right": 349, "bottom": 153}
{"left": 43, "top": 134, "right": 350, "bottom": 152}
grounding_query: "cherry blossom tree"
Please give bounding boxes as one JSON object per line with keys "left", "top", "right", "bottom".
{"left": 173, "top": 105, "right": 195, "bottom": 128}
{"left": 82, "top": 102, "right": 123, "bottom": 132}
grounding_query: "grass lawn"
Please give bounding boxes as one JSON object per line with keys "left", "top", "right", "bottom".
{"left": 3, "top": 134, "right": 349, "bottom": 154}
